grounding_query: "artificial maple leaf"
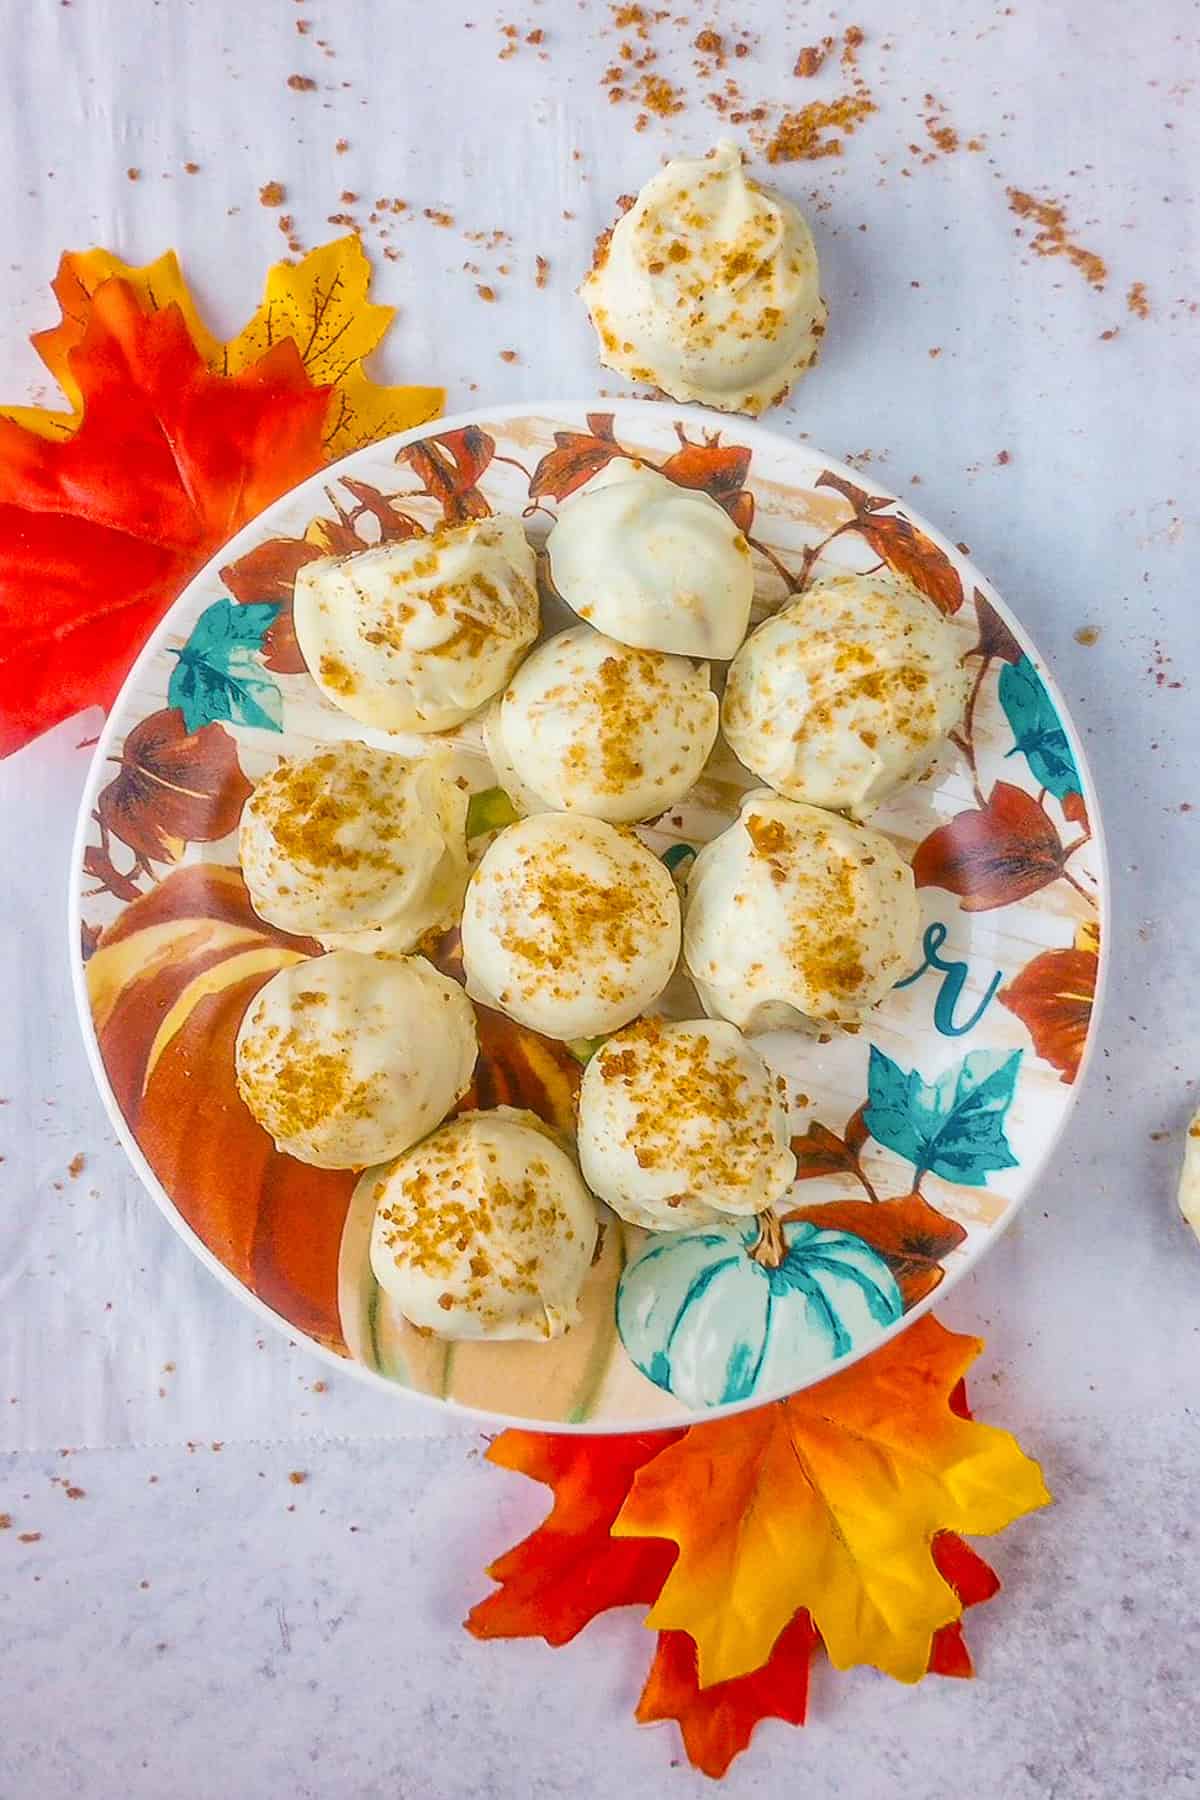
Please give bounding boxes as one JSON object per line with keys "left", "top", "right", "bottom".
{"left": 927, "top": 1532, "right": 1001, "bottom": 1677}
{"left": 465, "top": 1430, "right": 681, "bottom": 1646}
{"left": 95, "top": 708, "right": 252, "bottom": 864}
{"left": 528, "top": 413, "right": 622, "bottom": 502}
{"left": 637, "top": 1531, "right": 999, "bottom": 1778}
{"left": 636, "top": 1613, "right": 817, "bottom": 1780}
{"left": 397, "top": 425, "right": 494, "bottom": 522}
{"left": 20, "top": 238, "right": 443, "bottom": 459}
{"left": 816, "top": 470, "right": 964, "bottom": 614}
{"left": 0, "top": 279, "right": 329, "bottom": 756}
{"left": 912, "top": 781, "right": 1066, "bottom": 911}
{"left": 999, "top": 935, "right": 1099, "bottom": 1085}
{"left": 612, "top": 1314, "right": 1049, "bottom": 1687}
{"left": 783, "top": 1193, "right": 968, "bottom": 1307}
{"left": 658, "top": 432, "right": 755, "bottom": 534}
{"left": 969, "top": 588, "right": 1023, "bottom": 665}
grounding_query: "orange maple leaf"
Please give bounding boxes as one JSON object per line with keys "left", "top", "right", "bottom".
{"left": 613, "top": 1315, "right": 1050, "bottom": 1687}
{"left": 0, "top": 278, "right": 329, "bottom": 756}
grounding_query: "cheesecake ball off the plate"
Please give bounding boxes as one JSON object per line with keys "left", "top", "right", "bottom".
{"left": 723, "top": 570, "right": 969, "bottom": 816}
{"left": 460, "top": 813, "right": 681, "bottom": 1040}
{"left": 293, "top": 514, "right": 539, "bottom": 733}
{"left": 239, "top": 742, "right": 468, "bottom": 954}
{"left": 581, "top": 138, "right": 826, "bottom": 415}
{"left": 367, "top": 1107, "right": 598, "bottom": 1340}
{"left": 235, "top": 951, "right": 478, "bottom": 1170}
{"left": 577, "top": 1016, "right": 796, "bottom": 1231}
{"left": 683, "top": 791, "right": 920, "bottom": 1031}
{"left": 484, "top": 624, "right": 718, "bottom": 823}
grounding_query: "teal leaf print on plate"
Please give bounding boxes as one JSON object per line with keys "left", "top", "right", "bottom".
{"left": 864, "top": 1044, "right": 1022, "bottom": 1187}
{"left": 998, "top": 654, "right": 1081, "bottom": 801}
{"left": 167, "top": 599, "right": 284, "bottom": 735}
{"left": 616, "top": 1220, "right": 902, "bottom": 1409}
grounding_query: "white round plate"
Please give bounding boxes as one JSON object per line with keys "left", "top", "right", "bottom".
{"left": 72, "top": 401, "right": 1107, "bottom": 1430}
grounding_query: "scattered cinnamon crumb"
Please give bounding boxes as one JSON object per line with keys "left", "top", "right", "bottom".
{"left": 928, "top": 346, "right": 942, "bottom": 358}
{"left": 1007, "top": 188, "right": 1108, "bottom": 291}
{"left": 1099, "top": 327, "right": 1119, "bottom": 341}
{"left": 383, "top": 247, "right": 401, "bottom": 262}
{"left": 287, "top": 73, "right": 317, "bottom": 91}
{"left": 477, "top": 284, "right": 497, "bottom": 302}
{"left": 288, "top": 1471, "right": 307, "bottom": 1486}
{"left": 0, "top": 1514, "right": 10, "bottom": 1529}
{"left": 734, "top": 39, "right": 750, "bottom": 57}
{"left": 340, "top": 189, "right": 358, "bottom": 204}
{"left": 424, "top": 207, "right": 454, "bottom": 227}
{"left": 695, "top": 28, "right": 722, "bottom": 54}
{"left": 67, "top": 1153, "right": 86, "bottom": 1179}
{"left": 535, "top": 255, "right": 550, "bottom": 288}
{"left": 64, "top": 1485, "right": 85, "bottom": 1500}
{"left": 842, "top": 24, "right": 864, "bottom": 61}
{"left": 313, "top": 1380, "right": 328, "bottom": 1393}
{"left": 766, "top": 88, "right": 875, "bottom": 162}
{"left": 499, "top": 349, "right": 519, "bottom": 363}
{"left": 1127, "top": 282, "right": 1150, "bottom": 319}
{"left": 184, "top": 161, "right": 200, "bottom": 174}
{"left": 1074, "top": 625, "right": 1101, "bottom": 646}
{"left": 526, "top": 27, "right": 543, "bottom": 43}
{"left": 18, "top": 1532, "right": 41, "bottom": 1544}
{"left": 995, "top": 449, "right": 1011, "bottom": 465}
{"left": 126, "top": 167, "right": 141, "bottom": 182}
{"left": 296, "top": 16, "right": 310, "bottom": 31}
{"left": 327, "top": 212, "right": 356, "bottom": 228}
{"left": 259, "top": 181, "right": 285, "bottom": 208}
{"left": 794, "top": 36, "right": 834, "bottom": 77}
{"left": 335, "top": 137, "right": 349, "bottom": 153}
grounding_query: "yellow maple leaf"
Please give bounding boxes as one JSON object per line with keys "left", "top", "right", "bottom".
{"left": 612, "top": 1315, "right": 1050, "bottom": 1688}
{"left": 1, "top": 236, "right": 442, "bottom": 455}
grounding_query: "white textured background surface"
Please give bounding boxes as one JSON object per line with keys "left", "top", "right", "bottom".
{"left": 2, "top": 0, "right": 1199, "bottom": 1793}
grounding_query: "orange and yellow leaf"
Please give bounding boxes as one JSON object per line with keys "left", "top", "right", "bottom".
{"left": 613, "top": 1315, "right": 1050, "bottom": 1687}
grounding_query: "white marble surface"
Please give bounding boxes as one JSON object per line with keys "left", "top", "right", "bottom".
{"left": 2, "top": 0, "right": 1199, "bottom": 1791}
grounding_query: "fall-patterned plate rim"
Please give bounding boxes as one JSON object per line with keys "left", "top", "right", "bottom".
{"left": 69, "top": 398, "right": 1110, "bottom": 1432}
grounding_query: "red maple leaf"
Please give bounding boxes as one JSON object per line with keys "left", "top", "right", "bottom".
{"left": 465, "top": 1429, "right": 681, "bottom": 1646}
{"left": 636, "top": 1613, "right": 817, "bottom": 1780}
{"left": 912, "top": 781, "right": 1066, "bottom": 911}
{"left": 999, "top": 942, "right": 1099, "bottom": 1084}
{"left": 0, "top": 277, "right": 329, "bottom": 756}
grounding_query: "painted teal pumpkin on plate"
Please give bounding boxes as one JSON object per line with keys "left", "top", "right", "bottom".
{"left": 616, "top": 1219, "right": 904, "bottom": 1410}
